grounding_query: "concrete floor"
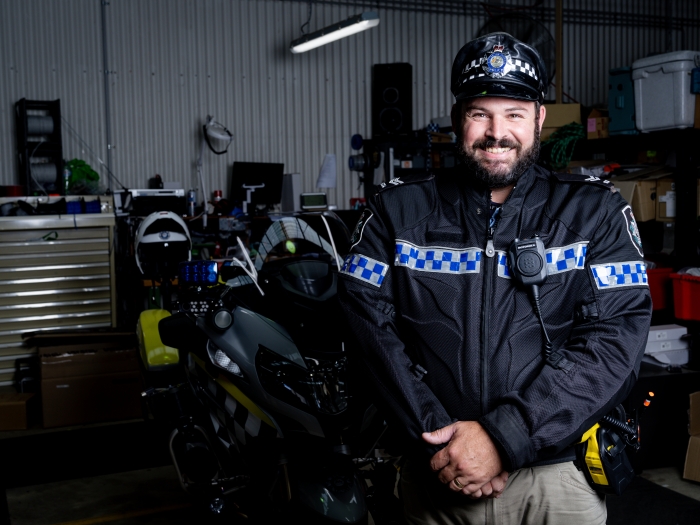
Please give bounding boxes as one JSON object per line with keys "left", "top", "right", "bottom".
{"left": 5, "top": 462, "right": 700, "bottom": 524}
{"left": 7, "top": 466, "right": 195, "bottom": 525}
{"left": 3, "top": 420, "right": 700, "bottom": 525}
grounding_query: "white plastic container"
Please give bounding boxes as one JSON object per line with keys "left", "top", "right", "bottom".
{"left": 644, "top": 324, "right": 689, "bottom": 367}
{"left": 646, "top": 324, "right": 687, "bottom": 343}
{"left": 632, "top": 50, "right": 700, "bottom": 132}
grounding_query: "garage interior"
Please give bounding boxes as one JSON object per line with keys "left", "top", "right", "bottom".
{"left": 1, "top": 0, "right": 700, "bottom": 524}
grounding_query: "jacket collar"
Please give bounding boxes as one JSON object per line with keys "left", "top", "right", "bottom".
{"left": 439, "top": 162, "right": 545, "bottom": 213}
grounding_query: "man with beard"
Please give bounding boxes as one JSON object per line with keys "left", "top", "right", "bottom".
{"left": 338, "top": 32, "right": 651, "bottom": 524}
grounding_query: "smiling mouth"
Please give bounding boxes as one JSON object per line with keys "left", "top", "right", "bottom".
{"left": 484, "top": 147, "right": 512, "bottom": 154}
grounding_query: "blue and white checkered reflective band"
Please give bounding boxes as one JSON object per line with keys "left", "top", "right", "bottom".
{"left": 340, "top": 253, "right": 388, "bottom": 288}
{"left": 547, "top": 242, "right": 588, "bottom": 275}
{"left": 462, "top": 58, "right": 538, "bottom": 81}
{"left": 591, "top": 261, "right": 648, "bottom": 289}
{"left": 497, "top": 252, "right": 511, "bottom": 278}
{"left": 394, "top": 240, "right": 481, "bottom": 274}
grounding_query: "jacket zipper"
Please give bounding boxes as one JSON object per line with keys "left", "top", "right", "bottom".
{"left": 480, "top": 187, "right": 513, "bottom": 414}
{"left": 481, "top": 220, "right": 496, "bottom": 414}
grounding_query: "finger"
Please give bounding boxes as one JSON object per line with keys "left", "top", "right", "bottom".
{"left": 490, "top": 471, "right": 509, "bottom": 493}
{"left": 466, "top": 488, "right": 483, "bottom": 499}
{"left": 479, "top": 482, "right": 494, "bottom": 497}
{"left": 422, "top": 423, "right": 457, "bottom": 446}
{"left": 436, "top": 462, "right": 461, "bottom": 483}
{"left": 430, "top": 448, "right": 452, "bottom": 473}
{"left": 489, "top": 472, "right": 509, "bottom": 498}
{"left": 450, "top": 478, "right": 464, "bottom": 492}
{"left": 461, "top": 481, "right": 483, "bottom": 494}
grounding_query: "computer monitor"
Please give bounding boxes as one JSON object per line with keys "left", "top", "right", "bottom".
{"left": 230, "top": 161, "right": 284, "bottom": 212}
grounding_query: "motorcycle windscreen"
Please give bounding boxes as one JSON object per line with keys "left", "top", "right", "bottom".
{"left": 253, "top": 216, "right": 344, "bottom": 272}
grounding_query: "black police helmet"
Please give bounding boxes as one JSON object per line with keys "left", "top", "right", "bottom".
{"left": 451, "top": 32, "right": 548, "bottom": 104}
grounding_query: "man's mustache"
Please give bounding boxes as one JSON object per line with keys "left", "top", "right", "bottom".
{"left": 471, "top": 138, "right": 521, "bottom": 151}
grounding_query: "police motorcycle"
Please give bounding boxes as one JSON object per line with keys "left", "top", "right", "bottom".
{"left": 136, "top": 210, "right": 401, "bottom": 523}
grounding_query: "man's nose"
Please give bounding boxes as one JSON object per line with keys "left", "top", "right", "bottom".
{"left": 486, "top": 116, "right": 508, "bottom": 140}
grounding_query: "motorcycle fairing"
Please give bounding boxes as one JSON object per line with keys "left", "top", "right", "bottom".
{"left": 188, "top": 353, "right": 281, "bottom": 445}
{"left": 204, "top": 307, "right": 329, "bottom": 438}
{"left": 137, "top": 308, "right": 179, "bottom": 370}
{"left": 209, "top": 408, "right": 240, "bottom": 453}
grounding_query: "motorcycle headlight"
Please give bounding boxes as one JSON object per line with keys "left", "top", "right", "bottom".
{"left": 207, "top": 340, "right": 244, "bottom": 378}
{"left": 257, "top": 346, "right": 348, "bottom": 415}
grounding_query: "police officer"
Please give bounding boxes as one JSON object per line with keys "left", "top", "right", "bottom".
{"left": 338, "top": 32, "right": 652, "bottom": 524}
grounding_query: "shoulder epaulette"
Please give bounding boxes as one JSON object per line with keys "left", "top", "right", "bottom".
{"left": 552, "top": 172, "right": 616, "bottom": 191}
{"left": 376, "top": 172, "right": 435, "bottom": 193}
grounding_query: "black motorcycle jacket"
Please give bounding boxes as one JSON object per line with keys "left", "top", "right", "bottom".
{"left": 337, "top": 163, "right": 652, "bottom": 471}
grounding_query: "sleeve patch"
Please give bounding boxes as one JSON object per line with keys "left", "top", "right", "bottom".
{"left": 622, "top": 205, "right": 644, "bottom": 257}
{"left": 340, "top": 253, "right": 388, "bottom": 287}
{"left": 350, "top": 208, "right": 373, "bottom": 249}
{"left": 591, "top": 261, "right": 648, "bottom": 289}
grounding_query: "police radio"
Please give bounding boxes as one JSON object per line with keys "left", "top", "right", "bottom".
{"left": 576, "top": 394, "right": 653, "bottom": 495}
{"left": 508, "top": 235, "right": 553, "bottom": 355}
{"left": 508, "top": 235, "right": 548, "bottom": 288}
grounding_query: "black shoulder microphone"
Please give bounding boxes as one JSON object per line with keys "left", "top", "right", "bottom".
{"left": 508, "top": 235, "right": 552, "bottom": 357}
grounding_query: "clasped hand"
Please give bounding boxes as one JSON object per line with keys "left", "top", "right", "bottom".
{"left": 422, "top": 421, "right": 509, "bottom": 499}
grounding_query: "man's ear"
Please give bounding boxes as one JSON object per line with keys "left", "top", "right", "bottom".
{"left": 538, "top": 104, "right": 546, "bottom": 132}
{"left": 450, "top": 103, "right": 460, "bottom": 133}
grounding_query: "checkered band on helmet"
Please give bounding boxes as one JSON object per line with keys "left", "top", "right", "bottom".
{"left": 451, "top": 32, "right": 548, "bottom": 103}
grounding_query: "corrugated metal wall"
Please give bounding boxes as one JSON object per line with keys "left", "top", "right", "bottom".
{"left": 0, "top": 0, "right": 106, "bottom": 191}
{"left": 1, "top": 0, "right": 698, "bottom": 208}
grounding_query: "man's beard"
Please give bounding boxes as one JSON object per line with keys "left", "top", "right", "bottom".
{"left": 457, "top": 125, "right": 541, "bottom": 189}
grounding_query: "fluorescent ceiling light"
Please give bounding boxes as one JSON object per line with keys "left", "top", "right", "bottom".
{"left": 290, "top": 11, "right": 379, "bottom": 54}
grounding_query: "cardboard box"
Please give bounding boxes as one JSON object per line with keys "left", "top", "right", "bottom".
{"left": 41, "top": 371, "right": 143, "bottom": 428}
{"left": 614, "top": 169, "right": 674, "bottom": 222}
{"left": 683, "top": 391, "right": 700, "bottom": 481}
{"left": 39, "top": 334, "right": 143, "bottom": 428}
{"left": 40, "top": 343, "right": 139, "bottom": 379}
{"left": 542, "top": 103, "right": 581, "bottom": 141}
{"left": 587, "top": 109, "right": 609, "bottom": 139}
{"left": 0, "top": 393, "right": 35, "bottom": 430}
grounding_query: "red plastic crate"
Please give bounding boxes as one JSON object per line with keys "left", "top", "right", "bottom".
{"left": 671, "top": 272, "right": 700, "bottom": 321}
{"left": 647, "top": 267, "right": 673, "bottom": 311}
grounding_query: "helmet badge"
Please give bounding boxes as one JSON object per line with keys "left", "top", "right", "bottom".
{"left": 481, "top": 44, "right": 512, "bottom": 78}
{"left": 159, "top": 231, "right": 171, "bottom": 240}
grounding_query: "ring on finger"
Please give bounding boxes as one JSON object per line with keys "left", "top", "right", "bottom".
{"left": 453, "top": 478, "right": 465, "bottom": 489}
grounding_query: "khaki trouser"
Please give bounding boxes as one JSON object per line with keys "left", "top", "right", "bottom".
{"left": 400, "top": 458, "right": 607, "bottom": 525}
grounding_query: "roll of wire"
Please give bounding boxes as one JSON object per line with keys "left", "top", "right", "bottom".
{"left": 26, "top": 115, "right": 55, "bottom": 135}
{"left": 30, "top": 163, "right": 58, "bottom": 184}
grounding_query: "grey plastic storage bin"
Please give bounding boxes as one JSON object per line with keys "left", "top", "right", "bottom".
{"left": 632, "top": 50, "right": 700, "bottom": 132}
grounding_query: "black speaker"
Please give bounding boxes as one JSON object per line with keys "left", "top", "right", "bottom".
{"left": 372, "top": 63, "right": 413, "bottom": 136}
